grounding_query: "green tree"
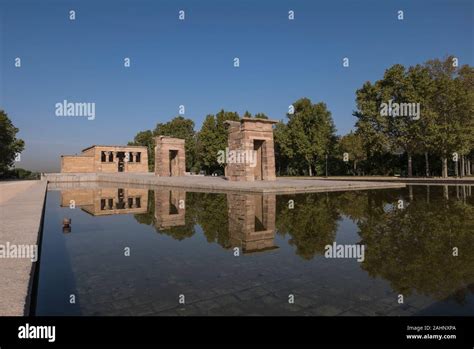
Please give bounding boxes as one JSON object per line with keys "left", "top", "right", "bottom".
{"left": 456, "top": 65, "right": 474, "bottom": 176}
{"left": 389, "top": 66, "right": 422, "bottom": 177}
{"left": 196, "top": 109, "right": 239, "bottom": 173}
{"left": 405, "top": 64, "right": 437, "bottom": 177}
{"left": 354, "top": 57, "right": 473, "bottom": 178}
{"left": 284, "top": 98, "right": 337, "bottom": 176}
{"left": 355, "top": 65, "right": 424, "bottom": 177}
{"left": 426, "top": 58, "right": 474, "bottom": 177}
{"left": 338, "top": 131, "right": 366, "bottom": 175}
{"left": 274, "top": 121, "right": 294, "bottom": 175}
{"left": 0, "top": 110, "right": 25, "bottom": 178}
{"left": 354, "top": 80, "right": 391, "bottom": 164}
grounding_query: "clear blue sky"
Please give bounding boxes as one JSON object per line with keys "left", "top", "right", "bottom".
{"left": 1, "top": 0, "right": 472, "bottom": 172}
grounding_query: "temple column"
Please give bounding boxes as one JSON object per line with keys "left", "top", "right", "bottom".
{"left": 104, "top": 151, "right": 111, "bottom": 162}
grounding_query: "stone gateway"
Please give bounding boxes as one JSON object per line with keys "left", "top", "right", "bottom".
{"left": 154, "top": 136, "right": 186, "bottom": 177}
{"left": 224, "top": 117, "right": 277, "bottom": 181}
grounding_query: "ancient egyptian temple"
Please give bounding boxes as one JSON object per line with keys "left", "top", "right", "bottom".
{"left": 61, "top": 145, "right": 148, "bottom": 173}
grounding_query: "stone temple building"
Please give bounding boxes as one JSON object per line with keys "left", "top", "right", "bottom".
{"left": 224, "top": 118, "right": 277, "bottom": 181}
{"left": 61, "top": 145, "right": 148, "bottom": 173}
{"left": 154, "top": 136, "right": 186, "bottom": 176}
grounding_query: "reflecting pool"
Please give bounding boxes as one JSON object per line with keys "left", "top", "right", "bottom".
{"left": 35, "top": 185, "right": 474, "bottom": 316}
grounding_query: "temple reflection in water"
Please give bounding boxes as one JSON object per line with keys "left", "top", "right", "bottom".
{"left": 60, "top": 188, "right": 148, "bottom": 216}
{"left": 227, "top": 193, "right": 277, "bottom": 253}
{"left": 154, "top": 190, "right": 186, "bottom": 229}
{"left": 60, "top": 187, "right": 278, "bottom": 254}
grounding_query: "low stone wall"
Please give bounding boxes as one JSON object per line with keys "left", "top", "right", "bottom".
{"left": 43, "top": 173, "right": 99, "bottom": 182}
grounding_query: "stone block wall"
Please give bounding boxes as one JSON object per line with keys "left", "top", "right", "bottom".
{"left": 61, "top": 156, "right": 95, "bottom": 173}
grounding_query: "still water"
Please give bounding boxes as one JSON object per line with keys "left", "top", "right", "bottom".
{"left": 35, "top": 185, "right": 474, "bottom": 316}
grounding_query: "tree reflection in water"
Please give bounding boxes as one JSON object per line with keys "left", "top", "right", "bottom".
{"left": 353, "top": 185, "right": 474, "bottom": 303}
{"left": 132, "top": 185, "right": 474, "bottom": 303}
{"left": 275, "top": 193, "right": 340, "bottom": 260}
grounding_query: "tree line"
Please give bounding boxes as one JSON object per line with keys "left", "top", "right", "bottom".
{"left": 130, "top": 57, "right": 473, "bottom": 178}
{"left": 0, "top": 56, "right": 471, "bottom": 179}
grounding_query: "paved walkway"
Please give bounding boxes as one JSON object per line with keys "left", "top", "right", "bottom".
{"left": 0, "top": 180, "right": 39, "bottom": 204}
{"left": 44, "top": 173, "right": 405, "bottom": 194}
{"left": 0, "top": 180, "right": 47, "bottom": 315}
